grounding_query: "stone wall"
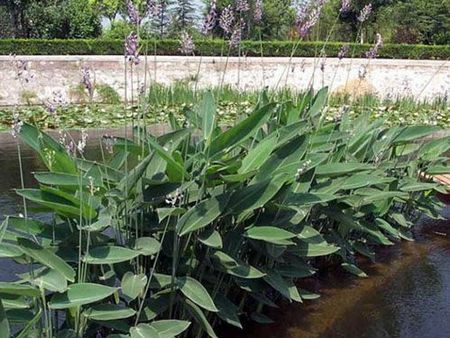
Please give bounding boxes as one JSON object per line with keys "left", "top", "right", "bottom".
{"left": 0, "top": 55, "right": 449, "bottom": 106}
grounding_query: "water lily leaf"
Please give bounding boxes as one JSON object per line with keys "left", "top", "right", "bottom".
{"left": 122, "top": 272, "right": 147, "bottom": 300}
{"left": 184, "top": 299, "right": 217, "bottom": 338}
{"left": 84, "top": 246, "right": 140, "bottom": 264}
{"left": 84, "top": 304, "right": 135, "bottom": 321}
{"left": 17, "top": 237, "right": 75, "bottom": 282}
{"left": 151, "top": 320, "right": 191, "bottom": 338}
{"left": 49, "top": 283, "right": 116, "bottom": 309}
{"left": 244, "top": 226, "right": 296, "bottom": 244}
{"left": 177, "top": 276, "right": 218, "bottom": 312}
{"left": 177, "top": 194, "right": 229, "bottom": 236}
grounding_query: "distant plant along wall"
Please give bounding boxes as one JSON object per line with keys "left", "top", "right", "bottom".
{"left": 2, "top": 39, "right": 450, "bottom": 60}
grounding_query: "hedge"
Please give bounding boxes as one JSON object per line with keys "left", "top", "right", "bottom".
{"left": 1, "top": 39, "right": 449, "bottom": 60}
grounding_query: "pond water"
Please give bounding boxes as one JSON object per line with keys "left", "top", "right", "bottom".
{"left": 1, "top": 132, "right": 450, "bottom": 338}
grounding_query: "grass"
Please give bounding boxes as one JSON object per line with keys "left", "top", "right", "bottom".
{"left": 0, "top": 85, "right": 449, "bottom": 133}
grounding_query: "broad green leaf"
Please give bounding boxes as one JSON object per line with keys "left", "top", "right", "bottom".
{"left": 184, "top": 299, "right": 217, "bottom": 338}
{"left": 208, "top": 103, "right": 275, "bottom": 156}
{"left": 34, "top": 172, "right": 103, "bottom": 188}
{"left": 0, "top": 300, "right": 10, "bottom": 338}
{"left": 0, "top": 282, "right": 40, "bottom": 298}
{"left": 393, "top": 125, "right": 440, "bottom": 143}
{"left": 307, "top": 86, "right": 328, "bottom": 118}
{"left": 122, "top": 272, "right": 147, "bottom": 300}
{"left": 49, "top": 283, "right": 116, "bottom": 309}
{"left": 84, "top": 304, "right": 136, "bottom": 321}
{"left": 133, "top": 237, "right": 161, "bottom": 256}
{"left": 250, "top": 312, "right": 274, "bottom": 324}
{"left": 31, "top": 268, "right": 67, "bottom": 293}
{"left": 130, "top": 323, "right": 160, "bottom": 338}
{"left": 315, "top": 163, "right": 374, "bottom": 177}
{"left": 177, "top": 194, "right": 229, "bottom": 236}
{"left": 214, "top": 294, "right": 242, "bottom": 329}
{"left": 294, "top": 242, "right": 340, "bottom": 257}
{"left": 177, "top": 277, "right": 218, "bottom": 312}
{"left": 239, "top": 133, "right": 279, "bottom": 174}
{"left": 244, "top": 226, "right": 296, "bottom": 244}
{"left": 199, "top": 91, "right": 216, "bottom": 146}
{"left": 84, "top": 246, "right": 140, "bottom": 265}
{"left": 341, "top": 263, "right": 368, "bottom": 278}
{"left": 0, "top": 242, "right": 22, "bottom": 258}
{"left": 151, "top": 320, "right": 191, "bottom": 338}
{"left": 17, "top": 237, "right": 75, "bottom": 282}
{"left": 199, "top": 229, "right": 223, "bottom": 249}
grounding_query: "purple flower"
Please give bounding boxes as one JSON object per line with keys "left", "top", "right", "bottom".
{"left": 146, "top": 0, "right": 161, "bottom": 17}
{"left": 340, "top": 0, "right": 351, "bottom": 13}
{"left": 125, "top": 32, "right": 140, "bottom": 65}
{"left": 127, "top": 0, "right": 141, "bottom": 25}
{"left": 235, "top": 0, "right": 249, "bottom": 12}
{"left": 365, "top": 33, "right": 383, "bottom": 59}
{"left": 202, "top": 0, "right": 217, "bottom": 35}
{"left": 295, "top": 1, "right": 325, "bottom": 38}
{"left": 103, "top": 135, "right": 116, "bottom": 154}
{"left": 77, "top": 130, "right": 88, "bottom": 155}
{"left": 44, "top": 90, "right": 66, "bottom": 116}
{"left": 11, "top": 111, "right": 23, "bottom": 138}
{"left": 81, "top": 67, "right": 94, "bottom": 99}
{"left": 219, "top": 5, "right": 234, "bottom": 35}
{"left": 254, "top": 0, "right": 263, "bottom": 23}
{"left": 179, "top": 31, "right": 195, "bottom": 55}
{"left": 66, "top": 140, "right": 76, "bottom": 157}
{"left": 338, "top": 44, "right": 350, "bottom": 59}
{"left": 229, "top": 19, "right": 245, "bottom": 48}
{"left": 357, "top": 4, "right": 372, "bottom": 23}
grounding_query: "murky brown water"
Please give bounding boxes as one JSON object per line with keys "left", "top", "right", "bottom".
{"left": 1, "top": 130, "right": 450, "bottom": 338}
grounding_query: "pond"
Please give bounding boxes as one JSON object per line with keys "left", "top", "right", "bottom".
{"left": 1, "top": 131, "right": 449, "bottom": 338}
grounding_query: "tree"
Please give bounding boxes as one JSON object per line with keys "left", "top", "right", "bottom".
{"left": 171, "top": 0, "right": 198, "bottom": 33}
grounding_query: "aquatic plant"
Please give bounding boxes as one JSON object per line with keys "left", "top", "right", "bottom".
{"left": 0, "top": 87, "right": 449, "bottom": 337}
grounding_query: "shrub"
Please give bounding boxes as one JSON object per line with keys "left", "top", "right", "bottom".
{"left": 1, "top": 39, "right": 449, "bottom": 59}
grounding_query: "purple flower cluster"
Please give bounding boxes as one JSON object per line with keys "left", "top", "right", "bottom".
{"left": 127, "top": 0, "right": 141, "bottom": 25}
{"left": 235, "top": 0, "right": 249, "bottom": 12}
{"left": 202, "top": 0, "right": 218, "bottom": 35}
{"left": 365, "top": 33, "right": 383, "bottom": 59}
{"left": 340, "top": 0, "right": 351, "bottom": 13}
{"left": 357, "top": 4, "right": 372, "bottom": 23}
{"left": 219, "top": 5, "right": 235, "bottom": 35}
{"left": 295, "top": 1, "right": 326, "bottom": 38}
{"left": 12, "top": 56, "right": 34, "bottom": 83}
{"left": 146, "top": 0, "right": 161, "bottom": 17}
{"left": 44, "top": 90, "right": 66, "bottom": 116}
{"left": 125, "top": 32, "right": 140, "bottom": 65}
{"left": 338, "top": 44, "right": 350, "bottom": 60}
{"left": 179, "top": 32, "right": 195, "bottom": 55}
{"left": 81, "top": 67, "right": 94, "bottom": 98}
{"left": 254, "top": 0, "right": 263, "bottom": 23}
{"left": 229, "top": 19, "right": 245, "bottom": 48}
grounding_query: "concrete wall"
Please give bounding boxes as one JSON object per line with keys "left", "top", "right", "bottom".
{"left": 0, "top": 55, "right": 449, "bottom": 106}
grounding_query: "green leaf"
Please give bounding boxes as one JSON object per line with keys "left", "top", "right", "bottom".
{"left": 17, "top": 237, "right": 75, "bottom": 282}
{"left": 199, "top": 91, "right": 216, "bottom": 146}
{"left": 244, "top": 226, "right": 296, "bottom": 244}
{"left": 184, "top": 299, "right": 217, "bottom": 338}
{"left": 151, "top": 320, "right": 191, "bottom": 338}
{"left": 133, "top": 237, "right": 161, "bottom": 256}
{"left": 250, "top": 312, "right": 274, "bottom": 324}
{"left": 239, "top": 133, "right": 279, "bottom": 174}
{"left": 0, "top": 283, "right": 40, "bottom": 299}
{"left": 34, "top": 172, "right": 103, "bottom": 188}
{"left": 315, "top": 163, "right": 374, "bottom": 177}
{"left": 84, "top": 246, "right": 140, "bottom": 265}
{"left": 130, "top": 323, "right": 160, "bottom": 338}
{"left": 122, "top": 272, "right": 147, "bottom": 300}
{"left": 177, "top": 194, "right": 229, "bottom": 236}
{"left": 307, "top": 86, "right": 328, "bottom": 118}
{"left": 214, "top": 294, "right": 242, "bottom": 329}
{"left": 208, "top": 103, "right": 275, "bottom": 156}
{"left": 0, "top": 300, "right": 10, "bottom": 338}
{"left": 199, "top": 229, "right": 223, "bottom": 249}
{"left": 49, "top": 283, "right": 117, "bottom": 309}
{"left": 0, "top": 242, "right": 22, "bottom": 258}
{"left": 341, "top": 263, "right": 368, "bottom": 278}
{"left": 393, "top": 125, "right": 441, "bottom": 143}
{"left": 31, "top": 268, "right": 67, "bottom": 293}
{"left": 84, "top": 304, "right": 136, "bottom": 321}
{"left": 295, "top": 242, "right": 340, "bottom": 257}
{"left": 177, "top": 277, "right": 218, "bottom": 312}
